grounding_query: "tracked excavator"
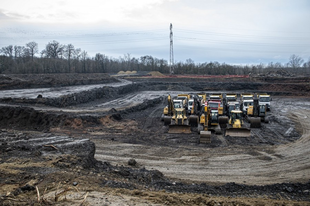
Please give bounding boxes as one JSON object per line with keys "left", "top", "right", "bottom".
{"left": 247, "top": 94, "right": 268, "bottom": 128}
{"left": 162, "top": 94, "right": 199, "bottom": 133}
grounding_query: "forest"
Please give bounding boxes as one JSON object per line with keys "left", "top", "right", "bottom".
{"left": 1, "top": 40, "right": 310, "bottom": 75}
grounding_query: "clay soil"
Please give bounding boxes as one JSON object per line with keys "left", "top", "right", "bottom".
{"left": 0, "top": 73, "right": 310, "bottom": 205}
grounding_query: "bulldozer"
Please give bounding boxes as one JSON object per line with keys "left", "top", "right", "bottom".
{"left": 219, "top": 109, "right": 251, "bottom": 137}
{"left": 247, "top": 94, "right": 268, "bottom": 128}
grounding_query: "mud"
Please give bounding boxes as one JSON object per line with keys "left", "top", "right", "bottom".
{"left": 0, "top": 74, "right": 310, "bottom": 205}
{"left": 0, "top": 73, "right": 119, "bottom": 90}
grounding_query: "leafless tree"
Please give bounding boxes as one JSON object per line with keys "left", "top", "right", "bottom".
{"left": 26, "top": 41, "right": 38, "bottom": 62}
{"left": 44, "top": 40, "right": 64, "bottom": 59}
{"left": 288, "top": 54, "right": 304, "bottom": 69}
{"left": 0, "top": 45, "right": 13, "bottom": 58}
{"left": 81, "top": 50, "right": 88, "bottom": 72}
{"left": 64, "top": 44, "right": 76, "bottom": 72}
{"left": 14, "top": 46, "right": 25, "bottom": 59}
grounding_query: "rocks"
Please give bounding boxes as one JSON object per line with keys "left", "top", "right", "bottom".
{"left": 128, "top": 159, "right": 137, "bottom": 166}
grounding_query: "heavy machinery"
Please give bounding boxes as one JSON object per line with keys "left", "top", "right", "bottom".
{"left": 163, "top": 94, "right": 199, "bottom": 133}
{"left": 258, "top": 93, "right": 271, "bottom": 111}
{"left": 168, "top": 107, "right": 192, "bottom": 133}
{"left": 247, "top": 94, "right": 268, "bottom": 128}
{"left": 197, "top": 93, "right": 207, "bottom": 105}
{"left": 198, "top": 103, "right": 222, "bottom": 143}
{"left": 187, "top": 94, "right": 202, "bottom": 126}
{"left": 226, "top": 93, "right": 237, "bottom": 102}
{"left": 162, "top": 94, "right": 173, "bottom": 121}
{"left": 241, "top": 93, "right": 254, "bottom": 101}
{"left": 209, "top": 93, "right": 224, "bottom": 115}
{"left": 226, "top": 101, "right": 240, "bottom": 117}
{"left": 240, "top": 93, "right": 254, "bottom": 115}
{"left": 219, "top": 109, "right": 251, "bottom": 137}
{"left": 177, "top": 94, "right": 190, "bottom": 108}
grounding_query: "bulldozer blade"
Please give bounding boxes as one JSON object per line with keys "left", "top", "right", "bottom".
{"left": 168, "top": 125, "right": 191, "bottom": 134}
{"left": 225, "top": 128, "right": 251, "bottom": 137}
{"left": 250, "top": 117, "right": 261, "bottom": 128}
{"left": 200, "top": 131, "right": 211, "bottom": 144}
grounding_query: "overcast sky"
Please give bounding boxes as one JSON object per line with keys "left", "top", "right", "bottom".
{"left": 0, "top": 0, "right": 309, "bottom": 65}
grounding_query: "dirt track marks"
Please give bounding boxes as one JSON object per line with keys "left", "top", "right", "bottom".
{"left": 94, "top": 106, "right": 310, "bottom": 185}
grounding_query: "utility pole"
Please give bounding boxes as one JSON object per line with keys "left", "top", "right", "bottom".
{"left": 170, "top": 23, "right": 174, "bottom": 74}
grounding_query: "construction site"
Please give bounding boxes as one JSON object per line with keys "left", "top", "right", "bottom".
{"left": 0, "top": 73, "right": 310, "bottom": 205}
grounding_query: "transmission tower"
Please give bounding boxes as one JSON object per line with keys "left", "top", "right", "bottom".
{"left": 169, "top": 23, "right": 174, "bottom": 74}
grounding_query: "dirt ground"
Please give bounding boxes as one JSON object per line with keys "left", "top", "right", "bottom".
{"left": 0, "top": 73, "right": 310, "bottom": 205}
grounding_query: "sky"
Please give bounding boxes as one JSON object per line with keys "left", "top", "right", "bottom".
{"left": 0, "top": 0, "right": 310, "bottom": 65}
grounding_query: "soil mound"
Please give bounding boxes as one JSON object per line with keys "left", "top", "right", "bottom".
{"left": 148, "top": 71, "right": 165, "bottom": 76}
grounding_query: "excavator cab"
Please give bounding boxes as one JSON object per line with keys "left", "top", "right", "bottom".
{"left": 210, "top": 110, "right": 219, "bottom": 125}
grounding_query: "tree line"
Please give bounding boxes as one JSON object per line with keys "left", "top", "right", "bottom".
{"left": 1, "top": 40, "right": 310, "bottom": 75}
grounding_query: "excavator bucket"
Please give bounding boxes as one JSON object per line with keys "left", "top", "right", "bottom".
{"left": 249, "top": 117, "right": 261, "bottom": 128}
{"left": 189, "top": 115, "right": 199, "bottom": 127}
{"left": 168, "top": 125, "right": 191, "bottom": 134}
{"left": 163, "top": 116, "right": 172, "bottom": 125}
{"left": 218, "top": 116, "right": 229, "bottom": 129}
{"left": 225, "top": 128, "right": 251, "bottom": 137}
{"left": 200, "top": 131, "right": 211, "bottom": 144}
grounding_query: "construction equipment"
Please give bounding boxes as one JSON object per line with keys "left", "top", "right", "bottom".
{"left": 226, "top": 93, "right": 237, "bottom": 102}
{"left": 162, "top": 94, "right": 173, "bottom": 123}
{"left": 187, "top": 94, "right": 201, "bottom": 126}
{"left": 198, "top": 103, "right": 222, "bottom": 143}
{"left": 197, "top": 93, "right": 207, "bottom": 105}
{"left": 220, "top": 109, "right": 251, "bottom": 137}
{"left": 168, "top": 107, "right": 191, "bottom": 133}
{"left": 258, "top": 93, "right": 271, "bottom": 111}
{"left": 240, "top": 93, "right": 254, "bottom": 116}
{"left": 163, "top": 94, "right": 199, "bottom": 133}
{"left": 209, "top": 93, "right": 224, "bottom": 115}
{"left": 226, "top": 101, "right": 240, "bottom": 117}
{"left": 247, "top": 94, "right": 268, "bottom": 128}
{"left": 177, "top": 94, "right": 190, "bottom": 107}
{"left": 241, "top": 93, "right": 254, "bottom": 101}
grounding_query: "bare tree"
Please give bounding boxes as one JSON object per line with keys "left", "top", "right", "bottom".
{"left": 44, "top": 40, "right": 64, "bottom": 59}
{"left": 94, "top": 53, "right": 107, "bottom": 72}
{"left": 26, "top": 41, "right": 38, "bottom": 62}
{"left": 288, "top": 54, "right": 304, "bottom": 70}
{"left": 81, "top": 50, "right": 88, "bottom": 72}
{"left": 13, "top": 46, "right": 25, "bottom": 59}
{"left": 64, "top": 44, "right": 76, "bottom": 72}
{"left": 0, "top": 45, "right": 13, "bottom": 58}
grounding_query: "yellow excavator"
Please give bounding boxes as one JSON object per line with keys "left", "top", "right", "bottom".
{"left": 219, "top": 109, "right": 251, "bottom": 137}
{"left": 247, "top": 94, "right": 268, "bottom": 128}
{"left": 198, "top": 104, "right": 222, "bottom": 143}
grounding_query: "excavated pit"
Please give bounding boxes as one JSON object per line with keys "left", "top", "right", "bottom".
{"left": 1, "top": 74, "right": 310, "bottom": 205}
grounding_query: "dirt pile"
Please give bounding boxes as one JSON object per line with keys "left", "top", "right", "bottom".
{"left": 148, "top": 71, "right": 165, "bottom": 76}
